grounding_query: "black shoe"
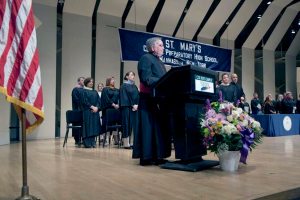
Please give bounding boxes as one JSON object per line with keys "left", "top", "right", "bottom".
{"left": 140, "top": 159, "right": 152, "bottom": 166}
{"left": 153, "top": 159, "right": 168, "bottom": 165}
{"left": 123, "top": 146, "right": 132, "bottom": 149}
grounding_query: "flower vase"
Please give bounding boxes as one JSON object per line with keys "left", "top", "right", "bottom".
{"left": 217, "top": 150, "right": 241, "bottom": 172}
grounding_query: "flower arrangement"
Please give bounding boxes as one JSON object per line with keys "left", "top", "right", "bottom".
{"left": 200, "top": 99, "right": 263, "bottom": 164}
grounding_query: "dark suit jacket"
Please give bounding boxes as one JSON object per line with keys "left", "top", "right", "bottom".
{"left": 137, "top": 53, "right": 166, "bottom": 93}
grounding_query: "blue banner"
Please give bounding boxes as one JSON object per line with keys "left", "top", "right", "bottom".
{"left": 118, "top": 28, "right": 231, "bottom": 72}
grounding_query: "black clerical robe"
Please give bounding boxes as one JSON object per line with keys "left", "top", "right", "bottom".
{"left": 133, "top": 53, "right": 171, "bottom": 161}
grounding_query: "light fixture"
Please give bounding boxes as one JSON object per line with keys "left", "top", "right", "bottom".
{"left": 291, "top": 29, "right": 296, "bottom": 34}
{"left": 267, "top": 1, "right": 272, "bottom": 5}
{"left": 298, "top": 20, "right": 300, "bottom": 26}
{"left": 257, "top": 15, "right": 262, "bottom": 19}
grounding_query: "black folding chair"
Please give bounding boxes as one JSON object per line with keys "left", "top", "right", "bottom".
{"left": 63, "top": 110, "right": 83, "bottom": 147}
{"left": 103, "top": 108, "right": 122, "bottom": 148}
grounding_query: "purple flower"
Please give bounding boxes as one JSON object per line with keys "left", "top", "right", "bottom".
{"left": 205, "top": 99, "right": 211, "bottom": 111}
{"left": 218, "top": 90, "right": 223, "bottom": 102}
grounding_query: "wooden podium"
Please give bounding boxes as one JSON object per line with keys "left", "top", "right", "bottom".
{"left": 153, "top": 65, "right": 219, "bottom": 171}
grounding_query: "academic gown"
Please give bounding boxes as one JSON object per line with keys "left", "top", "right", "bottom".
{"left": 120, "top": 82, "right": 139, "bottom": 139}
{"left": 133, "top": 53, "right": 172, "bottom": 161}
{"left": 80, "top": 88, "right": 101, "bottom": 147}
{"left": 71, "top": 87, "right": 83, "bottom": 143}
{"left": 217, "top": 84, "right": 237, "bottom": 103}
{"left": 100, "top": 87, "right": 120, "bottom": 133}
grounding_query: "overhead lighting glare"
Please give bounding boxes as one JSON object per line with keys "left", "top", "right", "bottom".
{"left": 257, "top": 15, "right": 262, "bottom": 19}
{"left": 291, "top": 29, "right": 296, "bottom": 34}
{"left": 267, "top": 1, "right": 271, "bottom": 5}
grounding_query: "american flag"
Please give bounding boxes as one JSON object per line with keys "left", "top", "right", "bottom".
{"left": 0, "top": 0, "right": 44, "bottom": 133}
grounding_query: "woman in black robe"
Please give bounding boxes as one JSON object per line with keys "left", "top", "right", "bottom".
{"left": 120, "top": 71, "right": 139, "bottom": 149}
{"left": 80, "top": 77, "right": 101, "bottom": 148}
{"left": 133, "top": 37, "right": 171, "bottom": 166}
{"left": 101, "top": 77, "right": 120, "bottom": 144}
{"left": 263, "top": 96, "right": 276, "bottom": 114}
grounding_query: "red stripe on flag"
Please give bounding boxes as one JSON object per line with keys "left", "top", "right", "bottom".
{"left": 19, "top": 49, "right": 39, "bottom": 101}
{"left": 33, "top": 86, "right": 43, "bottom": 110}
{"left": 0, "top": 0, "right": 6, "bottom": 28}
{"left": 7, "top": 5, "right": 35, "bottom": 96}
{"left": 0, "top": 0, "right": 22, "bottom": 86}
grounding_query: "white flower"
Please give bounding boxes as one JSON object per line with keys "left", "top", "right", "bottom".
{"left": 227, "top": 115, "right": 233, "bottom": 122}
{"left": 222, "top": 124, "right": 238, "bottom": 135}
{"left": 231, "top": 110, "right": 239, "bottom": 119}
{"left": 219, "top": 103, "right": 226, "bottom": 110}
{"left": 236, "top": 108, "right": 243, "bottom": 115}
{"left": 252, "top": 121, "right": 261, "bottom": 129}
{"left": 241, "top": 120, "right": 248, "bottom": 127}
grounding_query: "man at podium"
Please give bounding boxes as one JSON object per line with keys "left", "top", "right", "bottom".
{"left": 132, "top": 37, "right": 171, "bottom": 166}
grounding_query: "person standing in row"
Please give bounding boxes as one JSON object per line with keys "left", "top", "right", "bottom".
{"left": 80, "top": 77, "right": 101, "bottom": 148}
{"left": 133, "top": 37, "right": 171, "bottom": 166}
{"left": 296, "top": 94, "right": 300, "bottom": 114}
{"left": 217, "top": 73, "right": 236, "bottom": 103}
{"left": 282, "top": 91, "right": 295, "bottom": 114}
{"left": 251, "top": 92, "right": 262, "bottom": 114}
{"left": 101, "top": 77, "right": 120, "bottom": 144}
{"left": 120, "top": 71, "right": 139, "bottom": 149}
{"left": 230, "top": 73, "right": 245, "bottom": 102}
{"left": 71, "top": 77, "right": 85, "bottom": 145}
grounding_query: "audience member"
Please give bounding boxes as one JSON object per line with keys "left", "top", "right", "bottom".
{"left": 120, "top": 71, "right": 139, "bottom": 149}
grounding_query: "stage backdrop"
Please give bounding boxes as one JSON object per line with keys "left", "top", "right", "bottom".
{"left": 119, "top": 28, "right": 231, "bottom": 72}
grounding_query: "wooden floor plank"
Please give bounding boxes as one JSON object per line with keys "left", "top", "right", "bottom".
{"left": 0, "top": 135, "right": 300, "bottom": 200}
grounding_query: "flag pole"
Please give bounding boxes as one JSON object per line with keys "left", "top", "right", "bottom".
{"left": 16, "top": 108, "right": 39, "bottom": 200}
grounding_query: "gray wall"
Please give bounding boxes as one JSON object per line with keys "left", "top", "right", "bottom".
{"left": 28, "top": 3, "right": 57, "bottom": 140}
{"left": 60, "top": 13, "right": 92, "bottom": 137}
{"left": 0, "top": 96, "right": 10, "bottom": 145}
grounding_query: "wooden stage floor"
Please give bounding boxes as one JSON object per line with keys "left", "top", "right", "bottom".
{"left": 0, "top": 135, "right": 300, "bottom": 200}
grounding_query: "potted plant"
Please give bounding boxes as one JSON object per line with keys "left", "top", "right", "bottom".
{"left": 200, "top": 99, "right": 263, "bottom": 171}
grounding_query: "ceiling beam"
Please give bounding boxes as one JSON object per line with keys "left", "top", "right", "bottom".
{"left": 235, "top": 0, "right": 270, "bottom": 49}
{"left": 146, "top": 0, "right": 165, "bottom": 32}
{"left": 172, "top": 0, "right": 193, "bottom": 37}
{"left": 213, "top": 0, "right": 245, "bottom": 46}
{"left": 192, "top": 0, "right": 220, "bottom": 41}
{"left": 122, "top": 0, "right": 134, "bottom": 28}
